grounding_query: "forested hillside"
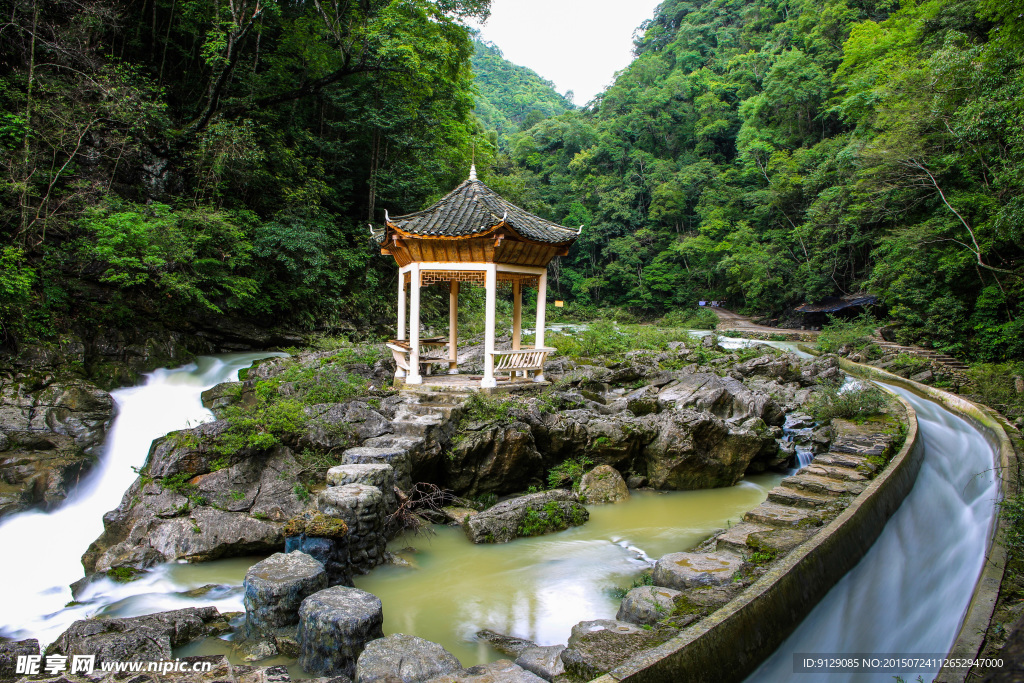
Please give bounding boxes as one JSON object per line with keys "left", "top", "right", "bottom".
{"left": 2, "top": 0, "right": 1022, "bottom": 364}
{"left": 470, "top": 37, "right": 573, "bottom": 147}
{"left": 0, "top": 0, "right": 491, "bottom": 344}
{"left": 495, "top": 0, "right": 1024, "bottom": 361}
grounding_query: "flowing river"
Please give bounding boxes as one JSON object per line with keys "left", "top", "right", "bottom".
{"left": 0, "top": 347, "right": 1002, "bottom": 682}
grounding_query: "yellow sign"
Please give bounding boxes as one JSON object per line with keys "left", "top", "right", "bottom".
{"left": 554, "top": 300, "right": 564, "bottom": 307}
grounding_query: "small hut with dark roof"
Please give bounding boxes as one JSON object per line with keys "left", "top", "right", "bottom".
{"left": 371, "top": 166, "right": 580, "bottom": 389}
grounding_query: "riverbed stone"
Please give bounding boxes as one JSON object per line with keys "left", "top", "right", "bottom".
{"left": 476, "top": 630, "right": 536, "bottom": 657}
{"left": 430, "top": 660, "right": 546, "bottom": 683}
{"left": 47, "top": 607, "right": 223, "bottom": 664}
{"left": 0, "top": 639, "right": 39, "bottom": 678}
{"left": 354, "top": 633, "right": 461, "bottom": 682}
{"left": 514, "top": 645, "right": 566, "bottom": 681}
{"left": 463, "top": 490, "right": 588, "bottom": 544}
{"left": 559, "top": 619, "right": 663, "bottom": 681}
{"left": 297, "top": 587, "right": 384, "bottom": 678}
{"left": 244, "top": 551, "right": 328, "bottom": 638}
{"left": 616, "top": 585, "right": 682, "bottom": 626}
{"left": 317, "top": 484, "right": 387, "bottom": 575}
{"left": 578, "top": 465, "right": 630, "bottom": 504}
{"left": 652, "top": 551, "right": 744, "bottom": 590}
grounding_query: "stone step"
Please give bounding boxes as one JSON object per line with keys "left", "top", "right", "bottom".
{"left": 361, "top": 434, "right": 422, "bottom": 452}
{"left": 744, "top": 502, "right": 824, "bottom": 529}
{"left": 391, "top": 416, "right": 443, "bottom": 437}
{"left": 813, "top": 453, "right": 876, "bottom": 472}
{"left": 831, "top": 434, "right": 891, "bottom": 458}
{"left": 403, "top": 402, "right": 456, "bottom": 418}
{"left": 767, "top": 486, "right": 840, "bottom": 510}
{"left": 714, "top": 522, "right": 771, "bottom": 555}
{"left": 781, "top": 473, "right": 866, "bottom": 497}
{"left": 797, "top": 464, "right": 869, "bottom": 483}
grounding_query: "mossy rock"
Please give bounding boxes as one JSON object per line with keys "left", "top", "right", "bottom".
{"left": 284, "top": 512, "right": 348, "bottom": 539}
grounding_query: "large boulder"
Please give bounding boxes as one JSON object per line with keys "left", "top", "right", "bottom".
{"left": 526, "top": 410, "right": 656, "bottom": 472}
{"left": 446, "top": 421, "right": 544, "bottom": 497}
{"left": 464, "top": 490, "right": 588, "bottom": 544}
{"left": 303, "top": 401, "right": 392, "bottom": 448}
{"left": 0, "top": 378, "right": 114, "bottom": 518}
{"left": 47, "top": 607, "right": 225, "bottom": 664}
{"left": 656, "top": 373, "right": 784, "bottom": 425}
{"left": 641, "top": 410, "right": 769, "bottom": 489}
{"left": 298, "top": 587, "right": 384, "bottom": 678}
{"left": 244, "top": 551, "right": 328, "bottom": 638}
{"left": 578, "top": 465, "right": 630, "bottom": 504}
{"left": 355, "top": 633, "right": 461, "bottom": 682}
{"left": 83, "top": 427, "right": 312, "bottom": 573}
{"left": 559, "top": 619, "right": 666, "bottom": 680}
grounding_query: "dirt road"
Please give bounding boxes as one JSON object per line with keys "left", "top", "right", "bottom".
{"left": 709, "top": 308, "right": 819, "bottom": 337}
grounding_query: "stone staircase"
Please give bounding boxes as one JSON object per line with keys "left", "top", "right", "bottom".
{"left": 871, "top": 339, "right": 969, "bottom": 371}
{"left": 711, "top": 421, "right": 894, "bottom": 555}
{"left": 334, "top": 389, "right": 471, "bottom": 489}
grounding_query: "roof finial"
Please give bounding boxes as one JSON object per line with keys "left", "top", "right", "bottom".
{"left": 578, "top": 225, "right": 584, "bottom": 235}
{"left": 469, "top": 164, "right": 477, "bottom": 182}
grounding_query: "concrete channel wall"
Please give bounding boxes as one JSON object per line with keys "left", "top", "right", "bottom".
{"left": 590, "top": 363, "right": 925, "bottom": 683}
{"left": 828, "top": 360, "right": 1019, "bottom": 683}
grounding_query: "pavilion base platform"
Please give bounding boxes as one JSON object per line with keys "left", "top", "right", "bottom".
{"left": 395, "top": 373, "right": 549, "bottom": 395}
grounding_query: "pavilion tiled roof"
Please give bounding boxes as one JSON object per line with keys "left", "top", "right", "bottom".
{"left": 373, "top": 171, "right": 580, "bottom": 245}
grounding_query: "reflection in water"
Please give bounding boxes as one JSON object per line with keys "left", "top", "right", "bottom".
{"left": 752, "top": 383, "right": 999, "bottom": 682}
{"left": 354, "top": 479, "right": 782, "bottom": 666}
{"left": 0, "top": 353, "right": 286, "bottom": 645}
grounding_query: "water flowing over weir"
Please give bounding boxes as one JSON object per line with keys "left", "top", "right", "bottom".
{"left": 750, "top": 382, "right": 1000, "bottom": 682}
{"left": 0, "top": 353, "right": 285, "bottom": 645}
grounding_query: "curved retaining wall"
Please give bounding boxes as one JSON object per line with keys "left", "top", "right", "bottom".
{"left": 590, "top": 384, "right": 923, "bottom": 683}
{"left": 828, "top": 359, "right": 1019, "bottom": 683}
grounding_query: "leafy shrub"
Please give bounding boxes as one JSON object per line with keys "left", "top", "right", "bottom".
{"left": 0, "top": 247, "right": 34, "bottom": 338}
{"left": 658, "top": 307, "right": 719, "bottom": 330}
{"left": 806, "top": 382, "right": 892, "bottom": 421}
{"left": 965, "top": 362, "right": 1024, "bottom": 416}
{"left": 816, "top": 314, "right": 877, "bottom": 353}
{"left": 888, "top": 353, "right": 931, "bottom": 376}
{"left": 548, "top": 454, "right": 594, "bottom": 489}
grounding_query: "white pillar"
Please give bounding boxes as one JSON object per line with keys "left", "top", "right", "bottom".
{"left": 395, "top": 271, "right": 407, "bottom": 379}
{"left": 407, "top": 263, "right": 422, "bottom": 385}
{"left": 448, "top": 280, "right": 459, "bottom": 374}
{"left": 397, "top": 270, "right": 407, "bottom": 341}
{"left": 534, "top": 269, "right": 548, "bottom": 382}
{"left": 482, "top": 264, "right": 497, "bottom": 388}
{"left": 512, "top": 281, "right": 522, "bottom": 351}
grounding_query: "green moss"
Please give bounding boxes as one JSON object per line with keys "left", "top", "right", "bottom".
{"left": 107, "top": 566, "right": 142, "bottom": 583}
{"left": 284, "top": 512, "right": 348, "bottom": 539}
{"left": 547, "top": 454, "right": 593, "bottom": 489}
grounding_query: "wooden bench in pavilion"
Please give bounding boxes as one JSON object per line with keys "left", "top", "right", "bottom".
{"left": 370, "top": 165, "right": 580, "bottom": 389}
{"left": 385, "top": 337, "right": 449, "bottom": 376}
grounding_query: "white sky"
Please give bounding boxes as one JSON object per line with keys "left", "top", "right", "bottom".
{"left": 470, "top": 0, "right": 665, "bottom": 105}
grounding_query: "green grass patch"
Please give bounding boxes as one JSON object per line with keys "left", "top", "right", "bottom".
{"left": 548, "top": 454, "right": 594, "bottom": 489}
{"left": 805, "top": 382, "right": 893, "bottom": 421}
{"left": 816, "top": 314, "right": 877, "bottom": 354}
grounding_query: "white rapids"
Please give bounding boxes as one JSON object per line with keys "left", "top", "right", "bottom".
{"left": 0, "top": 353, "right": 285, "bottom": 645}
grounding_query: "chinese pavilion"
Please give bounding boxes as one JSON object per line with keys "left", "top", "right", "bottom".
{"left": 370, "top": 166, "right": 581, "bottom": 389}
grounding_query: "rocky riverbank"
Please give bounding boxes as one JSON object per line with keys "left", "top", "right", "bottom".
{"left": 3, "top": 331, "right": 869, "bottom": 682}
